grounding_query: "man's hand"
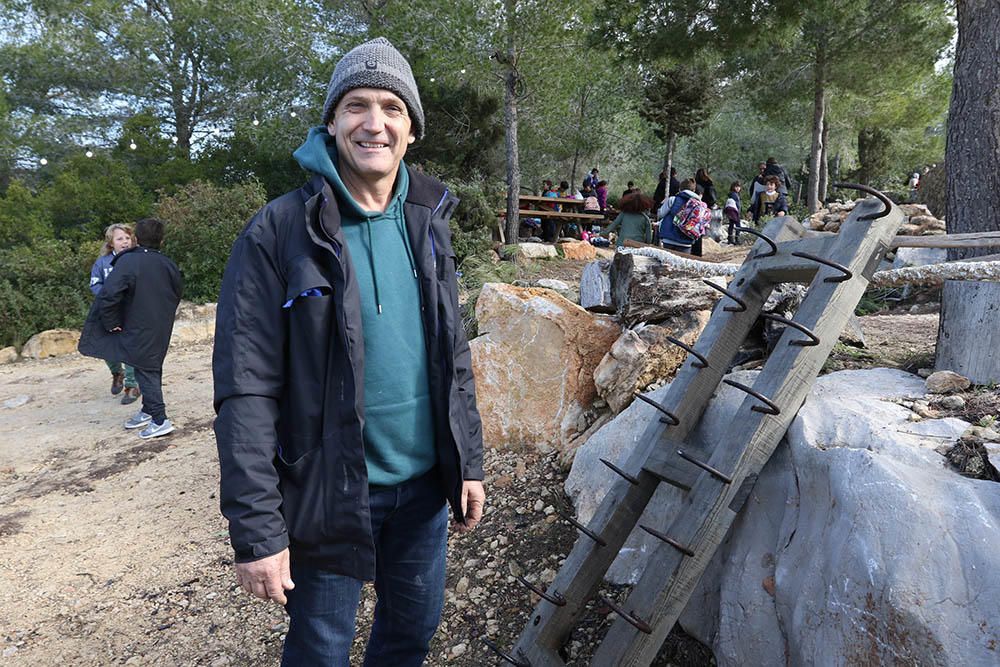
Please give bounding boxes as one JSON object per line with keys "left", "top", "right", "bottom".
{"left": 453, "top": 480, "right": 485, "bottom": 534}
{"left": 235, "top": 548, "right": 294, "bottom": 605}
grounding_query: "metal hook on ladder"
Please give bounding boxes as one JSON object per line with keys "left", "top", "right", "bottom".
{"left": 722, "top": 379, "right": 782, "bottom": 415}
{"left": 515, "top": 572, "right": 567, "bottom": 607}
{"left": 601, "top": 458, "right": 640, "bottom": 485}
{"left": 639, "top": 524, "right": 695, "bottom": 557}
{"left": 832, "top": 182, "right": 892, "bottom": 220}
{"left": 790, "top": 251, "right": 854, "bottom": 283}
{"left": 558, "top": 512, "right": 607, "bottom": 547}
{"left": 676, "top": 449, "right": 733, "bottom": 484}
{"left": 597, "top": 594, "right": 653, "bottom": 634}
{"left": 665, "top": 335, "right": 709, "bottom": 369}
{"left": 702, "top": 278, "right": 748, "bottom": 312}
{"left": 733, "top": 226, "right": 778, "bottom": 257}
{"left": 482, "top": 638, "right": 531, "bottom": 666}
{"left": 632, "top": 392, "right": 681, "bottom": 425}
{"left": 760, "top": 313, "right": 821, "bottom": 346}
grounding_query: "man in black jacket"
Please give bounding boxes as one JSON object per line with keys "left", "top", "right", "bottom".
{"left": 78, "top": 217, "right": 183, "bottom": 439}
{"left": 213, "top": 36, "right": 485, "bottom": 666}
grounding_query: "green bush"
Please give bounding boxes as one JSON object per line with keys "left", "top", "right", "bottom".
{"left": 156, "top": 179, "right": 268, "bottom": 303}
{"left": 0, "top": 180, "right": 54, "bottom": 247}
{"left": 446, "top": 177, "right": 503, "bottom": 263}
{"left": 0, "top": 239, "right": 100, "bottom": 348}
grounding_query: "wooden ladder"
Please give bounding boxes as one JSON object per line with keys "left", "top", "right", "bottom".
{"left": 487, "top": 186, "right": 904, "bottom": 666}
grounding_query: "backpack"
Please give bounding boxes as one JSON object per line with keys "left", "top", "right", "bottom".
{"left": 674, "top": 197, "right": 712, "bottom": 239}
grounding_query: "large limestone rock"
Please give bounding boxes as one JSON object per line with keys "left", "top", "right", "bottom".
{"left": 579, "top": 259, "right": 613, "bottom": 313}
{"left": 169, "top": 318, "right": 215, "bottom": 346}
{"left": 20, "top": 329, "right": 81, "bottom": 359}
{"left": 0, "top": 346, "right": 17, "bottom": 364}
{"left": 593, "top": 313, "right": 711, "bottom": 414}
{"left": 558, "top": 240, "right": 597, "bottom": 261}
{"left": 567, "top": 369, "right": 1000, "bottom": 666}
{"left": 469, "top": 283, "right": 620, "bottom": 454}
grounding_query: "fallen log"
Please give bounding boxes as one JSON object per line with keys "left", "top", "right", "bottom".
{"left": 620, "top": 246, "right": 1000, "bottom": 288}
{"left": 890, "top": 231, "right": 1000, "bottom": 249}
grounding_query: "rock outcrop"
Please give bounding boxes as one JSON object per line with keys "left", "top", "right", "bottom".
{"left": 469, "top": 283, "right": 620, "bottom": 455}
{"left": 593, "top": 314, "right": 711, "bottom": 414}
{"left": 558, "top": 240, "right": 597, "bottom": 261}
{"left": 20, "top": 329, "right": 81, "bottom": 359}
{"left": 567, "top": 368, "right": 1000, "bottom": 666}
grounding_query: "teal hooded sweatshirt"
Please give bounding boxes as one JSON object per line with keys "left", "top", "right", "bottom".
{"left": 293, "top": 127, "right": 435, "bottom": 487}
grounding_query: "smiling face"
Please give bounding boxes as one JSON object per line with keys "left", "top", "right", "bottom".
{"left": 327, "top": 88, "right": 415, "bottom": 188}
{"left": 111, "top": 228, "right": 133, "bottom": 254}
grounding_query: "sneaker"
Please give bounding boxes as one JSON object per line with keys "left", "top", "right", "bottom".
{"left": 139, "top": 419, "right": 174, "bottom": 439}
{"left": 124, "top": 410, "right": 153, "bottom": 429}
{"left": 121, "top": 387, "right": 141, "bottom": 405}
{"left": 111, "top": 373, "right": 125, "bottom": 396}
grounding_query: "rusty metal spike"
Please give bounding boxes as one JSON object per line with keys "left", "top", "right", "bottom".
{"left": 702, "top": 278, "right": 748, "bottom": 312}
{"left": 639, "top": 524, "right": 696, "bottom": 557}
{"left": 665, "top": 335, "right": 709, "bottom": 368}
{"left": 482, "top": 638, "right": 531, "bottom": 666}
{"left": 733, "top": 226, "right": 778, "bottom": 257}
{"left": 790, "top": 251, "right": 854, "bottom": 283}
{"left": 676, "top": 449, "right": 734, "bottom": 484}
{"left": 722, "top": 379, "right": 781, "bottom": 415}
{"left": 832, "top": 182, "right": 892, "bottom": 220}
{"left": 759, "top": 313, "right": 821, "bottom": 347}
{"left": 632, "top": 392, "right": 681, "bottom": 425}
{"left": 515, "top": 573, "right": 567, "bottom": 607}
{"left": 600, "top": 458, "right": 639, "bottom": 486}
{"left": 559, "top": 512, "right": 607, "bottom": 547}
{"left": 597, "top": 594, "right": 653, "bottom": 634}
{"left": 640, "top": 466, "right": 692, "bottom": 492}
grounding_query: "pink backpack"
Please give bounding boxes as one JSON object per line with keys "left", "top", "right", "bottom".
{"left": 674, "top": 197, "right": 712, "bottom": 239}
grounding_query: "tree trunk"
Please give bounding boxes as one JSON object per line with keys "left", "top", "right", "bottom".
{"left": 807, "top": 39, "right": 827, "bottom": 213}
{"left": 502, "top": 0, "right": 520, "bottom": 244}
{"left": 935, "top": 0, "right": 1000, "bottom": 383}
{"left": 818, "top": 108, "right": 829, "bottom": 204}
{"left": 664, "top": 130, "right": 677, "bottom": 174}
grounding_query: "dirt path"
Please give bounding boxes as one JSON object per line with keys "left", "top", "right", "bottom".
{"left": 0, "top": 310, "right": 947, "bottom": 665}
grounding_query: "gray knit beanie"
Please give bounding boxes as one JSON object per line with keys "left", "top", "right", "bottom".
{"left": 322, "top": 37, "right": 425, "bottom": 140}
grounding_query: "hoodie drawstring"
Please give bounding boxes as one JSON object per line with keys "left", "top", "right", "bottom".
{"left": 365, "top": 218, "right": 382, "bottom": 314}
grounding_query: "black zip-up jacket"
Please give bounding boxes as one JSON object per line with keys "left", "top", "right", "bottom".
{"left": 212, "top": 169, "right": 484, "bottom": 581}
{"left": 78, "top": 247, "right": 182, "bottom": 371}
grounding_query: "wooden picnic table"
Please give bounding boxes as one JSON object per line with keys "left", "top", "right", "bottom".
{"left": 498, "top": 194, "right": 607, "bottom": 240}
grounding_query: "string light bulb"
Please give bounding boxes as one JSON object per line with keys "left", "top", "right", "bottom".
{"left": 290, "top": 111, "right": 297, "bottom": 118}
{"left": 129, "top": 140, "right": 137, "bottom": 150}
{"left": 430, "top": 77, "right": 436, "bottom": 82}
{"left": 460, "top": 68, "right": 467, "bottom": 74}
{"left": 39, "top": 158, "right": 48, "bottom": 166}
{"left": 252, "top": 118, "right": 259, "bottom": 126}
{"left": 85, "top": 150, "right": 94, "bottom": 158}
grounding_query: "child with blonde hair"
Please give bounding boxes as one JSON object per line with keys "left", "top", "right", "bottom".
{"left": 89, "top": 223, "right": 140, "bottom": 403}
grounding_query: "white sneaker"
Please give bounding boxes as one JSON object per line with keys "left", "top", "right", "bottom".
{"left": 139, "top": 419, "right": 174, "bottom": 439}
{"left": 124, "top": 411, "right": 153, "bottom": 429}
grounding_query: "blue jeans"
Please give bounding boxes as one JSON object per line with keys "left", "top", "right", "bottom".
{"left": 281, "top": 471, "right": 449, "bottom": 667}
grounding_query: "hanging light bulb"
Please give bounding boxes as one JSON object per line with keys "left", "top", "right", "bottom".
{"left": 85, "top": 150, "right": 94, "bottom": 158}
{"left": 429, "top": 77, "right": 436, "bottom": 83}
{"left": 39, "top": 158, "right": 48, "bottom": 166}
{"left": 460, "top": 68, "right": 467, "bottom": 74}
{"left": 252, "top": 118, "right": 259, "bottom": 126}
{"left": 290, "top": 111, "right": 297, "bottom": 118}
{"left": 129, "top": 140, "right": 137, "bottom": 150}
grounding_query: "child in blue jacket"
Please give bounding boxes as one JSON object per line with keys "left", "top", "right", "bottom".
{"left": 89, "top": 224, "right": 140, "bottom": 404}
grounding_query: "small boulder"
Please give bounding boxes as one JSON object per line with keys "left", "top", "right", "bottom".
{"left": 558, "top": 240, "right": 597, "bottom": 261}
{"left": 925, "top": 370, "right": 971, "bottom": 394}
{"left": 21, "top": 329, "right": 81, "bottom": 359}
{"left": 939, "top": 395, "right": 966, "bottom": 410}
{"left": 579, "top": 260, "right": 613, "bottom": 313}
{"left": 0, "top": 346, "right": 17, "bottom": 364}
{"left": 517, "top": 242, "right": 558, "bottom": 260}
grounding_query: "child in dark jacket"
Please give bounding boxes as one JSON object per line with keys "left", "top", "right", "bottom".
{"left": 79, "top": 218, "right": 183, "bottom": 439}
{"left": 724, "top": 181, "right": 743, "bottom": 244}
{"left": 89, "top": 224, "right": 141, "bottom": 403}
{"left": 759, "top": 175, "right": 789, "bottom": 219}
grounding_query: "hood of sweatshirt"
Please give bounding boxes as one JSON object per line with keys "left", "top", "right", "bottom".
{"left": 292, "top": 126, "right": 413, "bottom": 314}
{"left": 292, "top": 125, "right": 409, "bottom": 219}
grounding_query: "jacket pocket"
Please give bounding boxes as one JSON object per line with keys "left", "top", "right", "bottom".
{"left": 277, "top": 446, "right": 326, "bottom": 547}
